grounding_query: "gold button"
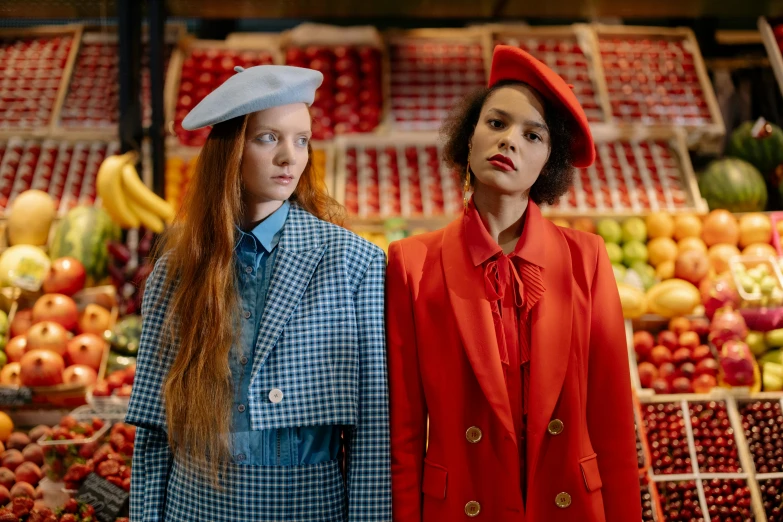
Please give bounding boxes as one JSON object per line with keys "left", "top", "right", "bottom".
{"left": 555, "top": 492, "right": 572, "bottom": 508}
{"left": 465, "top": 426, "right": 483, "bottom": 443}
{"left": 464, "top": 501, "right": 481, "bottom": 517}
{"left": 547, "top": 419, "right": 564, "bottom": 435}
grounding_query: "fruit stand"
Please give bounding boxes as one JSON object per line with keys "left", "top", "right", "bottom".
{"left": 0, "top": 8, "right": 782, "bottom": 521}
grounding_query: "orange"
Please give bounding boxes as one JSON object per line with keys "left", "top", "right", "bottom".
{"left": 707, "top": 243, "right": 741, "bottom": 274}
{"left": 678, "top": 237, "right": 708, "bottom": 254}
{"left": 656, "top": 260, "right": 675, "bottom": 280}
{"left": 552, "top": 219, "right": 571, "bottom": 228}
{"left": 702, "top": 210, "right": 739, "bottom": 247}
{"left": 646, "top": 212, "right": 675, "bottom": 239}
{"left": 738, "top": 213, "right": 772, "bottom": 248}
{"left": 742, "top": 243, "right": 777, "bottom": 258}
{"left": 0, "top": 412, "right": 13, "bottom": 443}
{"left": 673, "top": 214, "right": 703, "bottom": 241}
{"left": 648, "top": 237, "right": 678, "bottom": 267}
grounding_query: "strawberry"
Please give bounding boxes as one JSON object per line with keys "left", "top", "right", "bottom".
{"left": 91, "top": 418, "right": 105, "bottom": 431}
{"left": 11, "top": 497, "right": 33, "bottom": 517}
{"left": 63, "top": 463, "right": 92, "bottom": 483}
{"left": 81, "top": 503, "right": 95, "bottom": 516}
{"left": 78, "top": 441, "right": 99, "bottom": 460}
{"left": 121, "top": 466, "right": 132, "bottom": 479}
{"left": 122, "top": 477, "right": 131, "bottom": 492}
{"left": 63, "top": 498, "right": 78, "bottom": 513}
{"left": 92, "top": 444, "right": 114, "bottom": 465}
{"left": 97, "top": 460, "right": 120, "bottom": 478}
{"left": 27, "top": 507, "right": 54, "bottom": 522}
{"left": 0, "top": 509, "right": 17, "bottom": 522}
{"left": 59, "top": 416, "right": 77, "bottom": 430}
{"left": 109, "top": 433, "right": 125, "bottom": 452}
{"left": 118, "top": 442, "right": 134, "bottom": 458}
{"left": 59, "top": 515, "right": 78, "bottom": 522}
{"left": 107, "top": 476, "right": 123, "bottom": 489}
{"left": 123, "top": 424, "right": 137, "bottom": 442}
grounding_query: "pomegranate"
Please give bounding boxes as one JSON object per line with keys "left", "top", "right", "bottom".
{"left": 65, "top": 334, "right": 105, "bottom": 371}
{"left": 700, "top": 273, "right": 740, "bottom": 320}
{"left": 32, "top": 293, "right": 78, "bottom": 331}
{"left": 720, "top": 340, "right": 755, "bottom": 387}
{"left": 77, "top": 304, "right": 112, "bottom": 336}
{"left": 9, "top": 481, "right": 34, "bottom": 499}
{"left": 106, "top": 372, "right": 125, "bottom": 392}
{"left": 14, "top": 462, "right": 41, "bottom": 487}
{"left": 26, "top": 321, "right": 68, "bottom": 356}
{"left": 0, "top": 467, "right": 14, "bottom": 489}
{"left": 5, "top": 336, "right": 28, "bottom": 363}
{"left": 0, "top": 363, "right": 21, "bottom": 386}
{"left": 708, "top": 306, "right": 748, "bottom": 349}
{"left": 19, "top": 350, "right": 64, "bottom": 387}
{"left": 9, "top": 309, "right": 33, "bottom": 338}
{"left": 42, "top": 257, "right": 86, "bottom": 296}
{"left": 651, "top": 378, "right": 670, "bottom": 394}
{"left": 62, "top": 365, "right": 97, "bottom": 387}
{"left": 696, "top": 358, "right": 720, "bottom": 377}
{"left": 692, "top": 345, "right": 712, "bottom": 363}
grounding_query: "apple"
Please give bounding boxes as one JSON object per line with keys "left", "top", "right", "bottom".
{"left": 10, "top": 309, "right": 33, "bottom": 337}
{"left": 21, "top": 444, "right": 43, "bottom": 466}
{"left": 5, "top": 336, "right": 29, "bottom": 363}
{"left": 92, "top": 381, "right": 110, "bottom": 397}
{"left": 659, "top": 361, "right": 677, "bottom": 381}
{"left": 7, "top": 433, "right": 29, "bottom": 452}
{"left": 32, "top": 293, "right": 78, "bottom": 331}
{"left": 679, "top": 331, "right": 700, "bottom": 350}
{"left": 635, "top": 332, "right": 656, "bottom": 361}
{"left": 14, "top": 461, "right": 41, "bottom": 487}
{"left": 692, "top": 345, "right": 712, "bottom": 362}
{"left": 26, "top": 321, "right": 68, "bottom": 356}
{"left": 27, "top": 426, "right": 51, "bottom": 443}
{"left": 679, "top": 362, "right": 696, "bottom": 379}
{"left": 657, "top": 330, "right": 678, "bottom": 350}
{"left": 673, "top": 347, "right": 691, "bottom": 365}
{"left": 696, "top": 358, "right": 719, "bottom": 377}
{"left": 650, "top": 345, "right": 673, "bottom": 366}
{"left": 1, "top": 450, "right": 23, "bottom": 472}
{"left": 42, "top": 257, "right": 86, "bottom": 296}
{"left": 62, "top": 365, "right": 97, "bottom": 387}
{"left": 671, "top": 376, "right": 693, "bottom": 393}
{"left": 693, "top": 374, "right": 717, "bottom": 393}
{"left": 669, "top": 317, "right": 691, "bottom": 336}
{"left": 9, "top": 481, "right": 34, "bottom": 499}
{"left": 66, "top": 333, "right": 105, "bottom": 371}
{"left": 651, "top": 377, "right": 670, "bottom": 394}
{"left": 0, "top": 363, "right": 21, "bottom": 386}
{"left": 637, "top": 362, "right": 658, "bottom": 388}
{"left": 19, "top": 350, "right": 64, "bottom": 387}
{"left": 675, "top": 249, "right": 710, "bottom": 285}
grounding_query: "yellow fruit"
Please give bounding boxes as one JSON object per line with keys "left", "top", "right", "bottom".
{"left": 0, "top": 412, "right": 13, "bottom": 443}
{"left": 617, "top": 283, "right": 647, "bottom": 319}
{"left": 646, "top": 212, "right": 675, "bottom": 239}
{"left": 738, "top": 213, "right": 772, "bottom": 248}
{"left": 656, "top": 260, "right": 675, "bottom": 280}
{"left": 702, "top": 209, "right": 739, "bottom": 247}
{"left": 572, "top": 218, "right": 595, "bottom": 234}
{"left": 707, "top": 243, "right": 741, "bottom": 274}
{"left": 7, "top": 190, "right": 56, "bottom": 246}
{"left": 674, "top": 214, "right": 703, "bottom": 241}
{"left": 646, "top": 279, "right": 701, "bottom": 318}
{"left": 648, "top": 237, "right": 678, "bottom": 267}
{"left": 678, "top": 236, "right": 708, "bottom": 254}
{"left": 742, "top": 243, "right": 777, "bottom": 258}
{"left": 552, "top": 219, "right": 570, "bottom": 228}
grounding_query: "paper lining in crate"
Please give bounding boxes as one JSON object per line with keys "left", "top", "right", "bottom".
{"left": 334, "top": 133, "right": 462, "bottom": 221}
{"left": 544, "top": 127, "right": 707, "bottom": 218}
{"left": 384, "top": 28, "right": 488, "bottom": 132}
{"left": 165, "top": 35, "right": 284, "bottom": 148}
{"left": 53, "top": 23, "right": 186, "bottom": 138}
{"left": 485, "top": 24, "right": 611, "bottom": 124}
{"left": 0, "top": 25, "right": 84, "bottom": 139}
{"left": 591, "top": 24, "right": 725, "bottom": 153}
{"left": 0, "top": 136, "right": 120, "bottom": 217}
{"left": 638, "top": 393, "right": 768, "bottom": 520}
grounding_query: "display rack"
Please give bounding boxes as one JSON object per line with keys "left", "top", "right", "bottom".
{"left": 758, "top": 17, "right": 783, "bottom": 103}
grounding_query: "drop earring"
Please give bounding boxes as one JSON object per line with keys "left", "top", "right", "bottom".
{"left": 463, "top": 148, "right": 472, "bottom": 212}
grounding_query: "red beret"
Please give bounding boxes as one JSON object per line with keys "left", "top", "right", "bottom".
{"left": 488, "top": 45, "right": 595, "bottom": 168}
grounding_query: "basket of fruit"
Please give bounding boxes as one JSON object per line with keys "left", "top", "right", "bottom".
{"left": 728, "top": 255, "right": 783, "bottom": 308}
{"left": 37, "top": 416, "right": 111, "bottom": 483}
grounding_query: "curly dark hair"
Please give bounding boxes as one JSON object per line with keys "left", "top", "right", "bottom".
{"left": 440, "top": 81, "right": 576, "bottom": 206}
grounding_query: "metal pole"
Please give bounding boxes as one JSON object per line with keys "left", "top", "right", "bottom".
{"left": 118, "top": 0, "right": 143, "bottom": 155}
{"left": 148, "top": 0, "right": 166, "bottom": 198}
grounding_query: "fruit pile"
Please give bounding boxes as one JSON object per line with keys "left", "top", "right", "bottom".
{"left": 285, "top": 45, "right": 383, "bottom": 139}
{"left": 0, "top": 34, "right": 74, "bottom": 130}
{"left": 174, "top": 47, "right": 276, "bottom": 147}
{"left": 0, "top": 424, "right": 47, "bottom": 502}
{"left": 598, "top": 35, "right": 712, "bottom": 125}
{"left": 639, "top": 476, "right": 659, "bottom": 522}
{"left": 388, "top": 38, "right": 485, "bottom": 131}
{"left": 759, "top": 478, "right": 783, "bottom": 521}
{"left": 703, "top": 478, "right": 754, "bottom": 520}
{"left": 549, "top": 140, "right": 693, "bottom": 214}
{"left": 636, "top": 420, "right": 647, "bottom": 469}
{"left": 341, "top": 142, "right": 462, "bottom": 218}
{"left": 632, "top": 317, "right": 719, "bottom": 394}
{"left": 0, "top": 497, "right": 104, "bottom": 522}
{"left": 642, "top": 403, "right": 692, "bottom": 475}
{"left": 740, "top": 400, "right": 783, "bottom": 474}
{"left": 690, "top": 401, "right": 741, "bottom": 473}
{"left": 731, "top": 258, "right": 783, "bottom": 307}
{"left": 493, "top": 35, "right": 605, "bottom": 122}
{"left": 699, "top": 157, "right": 768, "bottom": 214}
{"left": 91, "top": 366, "right": 134, "bottom": 400}
{"left": 658, "top": 481, "right": 704, "bottom": 521}
{"left": 0, "top": 139, "right": 119, "bottom": 215}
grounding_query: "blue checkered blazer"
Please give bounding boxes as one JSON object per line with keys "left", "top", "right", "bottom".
{"left": 126, "top": 205, "right": 391, "bottom": 521}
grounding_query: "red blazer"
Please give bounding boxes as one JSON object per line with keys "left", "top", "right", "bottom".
{"left": 386, "top": 202, "right": 641, "bottom": 522}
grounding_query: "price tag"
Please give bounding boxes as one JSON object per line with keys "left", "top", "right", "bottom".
{"left": 76, "top": 473, "right": 129, "bottom": 522}
{"left": 9, "top": 256, "right": 49, "bottom": 292}
{"left": 0, "top": 386, "right": 32, "bottom": 406}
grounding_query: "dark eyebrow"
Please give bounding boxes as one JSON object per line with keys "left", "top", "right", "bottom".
{"left": 487, "top": 108, "right": 549, "bottom": 134}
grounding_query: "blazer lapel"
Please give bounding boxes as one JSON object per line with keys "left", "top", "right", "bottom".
{"left": 250, "top": 205, "right": 326, "bottom": 382}
{"left": 442, "top": 217, "right": 515, "bottom": 439}
{"left": 526, "top": 219, "right": 573, "bottom": 486}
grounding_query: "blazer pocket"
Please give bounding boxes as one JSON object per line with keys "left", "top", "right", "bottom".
{"left": 422, "top": 459, "right": 448, "bottom": 500}
{"left": 281, "top": 307, "right": 350, "bottom": 338}
{"left": 579, "top": 453, "right": 603, "bottom": 492}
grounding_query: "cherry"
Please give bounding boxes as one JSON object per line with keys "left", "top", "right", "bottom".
{"left": 741, "top": 401, "right": 783, "bottom": 474}
{"left": 643, "top": 403, "right": 692, "bottom": 475}
{"left": 639, "top": 476, "right": 659, "bottom": 521}
{"left": 659, "top": 480, "right": 704, "bottom": 521}
{"left": 703, "top": 479, "right": 753, "bottom": 521}
{"left": 690, "top": 401, "right": 741, "bottom": 473}
{"left": 759, "top": 478, "right": 783, "bottom": 521}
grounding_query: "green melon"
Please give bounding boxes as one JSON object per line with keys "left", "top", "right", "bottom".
{"left": 698, "top": 158, "right": 768, "bottom": 212}
{"left": 49, "top": 206, "right": 122, "bottom": 286}
{"left": 726, "top": 121, "right": 783, "bottom": 174}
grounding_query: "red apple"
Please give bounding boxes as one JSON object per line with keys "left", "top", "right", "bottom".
{"left": 66, "top": 333, "right": 105, "bottom": 371}
{"left": 62, "top": 365, "right": 97, "bottom": 387}
{"left": 659, "top": 361, "right": 677, "bottom": 381}
{"left": 673, "top": 347, "right": 691, "bottom": 365}
{"left": 10, "top": 309, "right": 33, "bottom": 337}
{"left": 42, "top": 257, "right": 86, "bottom": 296}
{"left": 26, "top": 321, "right": 68, "bottom": 356}
{"left": 693, "top": 373, "right": 717, "bottom": 393}
{"left": 679, "top": 362, "right": 696, "bottom": 379}
{"left": 675, "top": 249, "right": 710, "bottom": 285}
{"left": 0, "top": 363, "right": 21, "bottom": 386}
{"left": 19, "top": 350, "right": 65, "bottom": 387}
{"left": 637, "top": 362, "right": 658, "bottom": 388}
{"left": 32, "top": 293, "right": 78, "bottom": 331}
{"left": 633, "top": 331, "right": 655, "bottom": 360}
{"left": 671, "top": 376, "right": 693, "bottom": 393}
{"left": 92, "top": 381, "right": 110, "bottom": 397}
{"left": 0, "top": 468, "right": 14, "bottom": 489}
{"left": 123, "top": 365, "right": 135, "bottom": 386}
{"left": 679, "top": 331, "right": 700, "bottom": 350}
{"left": 650, "top": 345, "right": 673, "bottom": 366}
{"left": 5, "top": 336, "right": 29, "bottom": 363}
{"left": 692, "top": 345, "right": 712, "bottom": 363}
{"left": 695, "top": 358, "right": 719, "bottom": 377}
{"left": 657, "top": 330, "right": 678, "bottom": 350}
{"left": 651, "top": 377, "right": 670, "bottom": 394}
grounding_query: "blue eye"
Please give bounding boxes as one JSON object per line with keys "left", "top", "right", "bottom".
{"left": 297, "top": 137, "right": 309, "bottom": 147}
{"left": 256, "top": 133, "right": 275, "bottom": 143}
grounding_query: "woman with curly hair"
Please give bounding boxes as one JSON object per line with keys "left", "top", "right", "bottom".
{"left": 386, "top": 46, "right": 641, "bottom": 521}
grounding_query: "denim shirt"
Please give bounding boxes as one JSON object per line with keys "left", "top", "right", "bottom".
{"left": 230, "top": 201, "right": 341, "bottom": 466}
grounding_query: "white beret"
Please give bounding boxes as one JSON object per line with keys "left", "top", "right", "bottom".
{"left": 181, "top": 65, "right": 324, "bottom": 130}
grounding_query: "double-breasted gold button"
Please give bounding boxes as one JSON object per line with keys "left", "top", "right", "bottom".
{"left": 464, "top": 501, "right": 481, "bottom": 517}
{"left": 555, "top": 492, "right": 572, "bottom": 508}
{"left": 466, "top": 426, "right": 483, "bottom": 443}
{"left": 547, "top": 419, "right": 564, "bottom": 435}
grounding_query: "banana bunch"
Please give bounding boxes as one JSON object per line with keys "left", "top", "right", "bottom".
{"left": 97, "top": 152, "right": 176, "bottom": 233}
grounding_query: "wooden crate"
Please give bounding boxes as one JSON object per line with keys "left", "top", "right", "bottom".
{"left": 0, "top": 25, "right": 84, "bottom": 140}
{"left": 589, "top": 24, "right": 725, "bottom": 154}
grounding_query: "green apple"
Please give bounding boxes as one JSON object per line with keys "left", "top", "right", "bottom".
{"left": 612, "top": 264, "right": 627, "bottom": 282}
{"left": 746, "top": 331, "right": 768, "bottom": 357}
{"left": 605, "top": 243, "right": 624, "bottom": 265}
{"left": 622, "top": 217, "right": 647, "bottom": 243}
{"left": 597, "top": 219, "right": 622, "bottom": 244}
{"left": 623, "top": 241, "right": 649, "bottom": 267}
{"left": 631, "top": 262, "right": 657, "bottom": 290}
{"left": 763, "top": 368, "right": 783, "bottom": 392}
{"left": 760, "top": 349, "right": 783, "bottom": 365}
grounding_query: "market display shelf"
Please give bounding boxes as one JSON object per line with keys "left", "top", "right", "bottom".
{"left": 0, "top": 25, "right": 83, "bottom": 138}
{"left": 385, "top": 28, "right": 488, "bottom": 132}
{"left": 488, "top": 24, "right": 611, "bottom": 124}
{"left": 759, "top": 17, "right": 783, "bottom": 104}
{"left": 165, "top": 35, "right": 283, "bottom": 148}
{"left": 0, "top": 136, "right": 120, "bottom": 216}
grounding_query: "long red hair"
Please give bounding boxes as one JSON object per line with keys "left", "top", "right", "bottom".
{"left": 154, "top": 114, "right": 344, "bottom": 480}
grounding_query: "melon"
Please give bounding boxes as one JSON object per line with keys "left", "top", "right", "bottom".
{"left": 698, "top": 158, "right": 767, "bottom": 212}
{"left": 6, "top": 190, "right": 56, "bottom": 247}
{"left": 726, "top": 120, "right": 783, "bottom": 174}
{"left": 49, "top": 206, "right": 121, "bottom": 287}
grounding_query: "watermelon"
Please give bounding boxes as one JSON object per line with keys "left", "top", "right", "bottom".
{"left": 49, "top": 206, "right": 122, "bottom": 286}
{"left": 698, "top": 158, "right": 768, "bottom": 212}
{"left": 726, "top": 120, "right": 783, "bottom": 174}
